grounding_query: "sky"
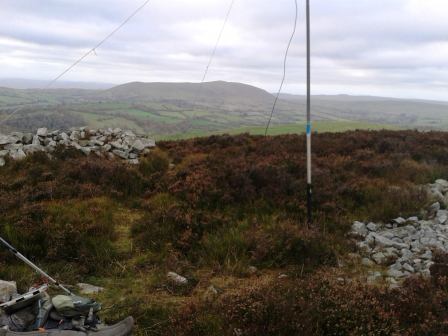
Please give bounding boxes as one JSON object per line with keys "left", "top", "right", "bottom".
{"left": 0, "top": 0, "right": 447, "bottom": 100}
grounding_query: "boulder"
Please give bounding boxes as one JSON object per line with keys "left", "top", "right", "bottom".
{"left": 372, "top": 252, "right": 386, "bottom": 264}
{"left": 0, "top": 280, "right": 17, "bottom": 303}
{"left": 369, "top": 232, "right": 408, "bottom": 250}
{"left": 428, "top": 202, "right": 441, "bottom": 218}
{"left": 392, "top": 217, "right": 406, "bottom": 225}
{"left": 22, "top": 133, "right": 33, "bottom": 144}
{"left": 388, "top": 269, "right": 405, "bottom": 278}
{"left": 132, "top": 139, "right": 145, "bottom": 152}
{"left": 36, "top": 128, "right": 48, "bottom": 137}
{"left": 112, "top": 150, "right": 129, "bottom": 159}
{"left": 23, "top": 144, "right": 45, "bottom": 154}
{"left": 0, "top": 135, "right": 18, "bottom": 145}
{"left": 167, "top": 272, "right": 188, "bottom": 285}
{"left": 10, "top": 149, "right": 26, "bottom": 161}
{"left": 366, "top": 222, "right": 378, "bottom": 232}
{"left": 77, "top": 283, "right": 104, "bottom": 295}
{"left": 352, "top": 221, "right": 368, "bottom": 237}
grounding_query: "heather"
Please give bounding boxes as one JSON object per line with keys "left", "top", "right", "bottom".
{"left": 2, "top": 130, "right": 448, "bottom": 335}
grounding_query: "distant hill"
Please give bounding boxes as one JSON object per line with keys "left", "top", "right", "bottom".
{"left": 0, "top": 80, "right": 447, "bottom": 137}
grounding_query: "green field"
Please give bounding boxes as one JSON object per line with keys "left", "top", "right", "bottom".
{"left": 156, "top": 121, "right": 399, "bottom": 141}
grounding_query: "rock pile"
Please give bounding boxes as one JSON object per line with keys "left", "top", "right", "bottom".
{"left": 0, "top": 127, "right": 156, "bottom": 166}
{"left": 352, "top": 179, "right": 448, "bottom": 283}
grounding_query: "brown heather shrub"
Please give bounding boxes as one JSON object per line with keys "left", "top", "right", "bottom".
{"left": 0, "top": 198, "right": 119, "bottom": 273}
{"left": 169, "top": 272, "right": 448, "bottom": 336}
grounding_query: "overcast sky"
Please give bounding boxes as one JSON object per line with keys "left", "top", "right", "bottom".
{"left": 0, "top": 0, "right": 447, "bottom": 100}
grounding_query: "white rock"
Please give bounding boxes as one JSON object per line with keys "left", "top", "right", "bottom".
{"left": 10, "top": 149, "right": 26, "bottom": 160}
{"left": 392, "top": 217, "right": 406, "bottom": 225}
{"left": 77, "top": 283, "right": 104, "bottom": 295}
{"left": 369, "top": 232, "right": 408, "bottom": 250}
{"left": 402, "top": 263, "right": 415, "bottom": 273}
{"left": 372, "top": 252, "right": 386, "bottom": 265}
{"left": 132, "top": 139, "right": 146, "bottom": 152}
{"left": 0, "top": 157, "right": 5, "bottom": 167}
{"left": 352, "top": 221, "right": 368, "bottom": 237}
{"left": 23, "top": 144, "right": 45, "bottom": 154}
{"left": 421, "top": 250, "right": 432, "bottom": 260}
{"left": 113, "top": 149, "right": 129, "bottom": 159}
{"left": 36, "top": 128, "right": 48, "bottom": 137}
{"left": 0, "top": 280, "right": 17, "bottom": 302}
{"left": 167, "top": 272, "right": 188, "bottom": 285}
{"left": 388, "top": 269, "right": 405, "bottom": 278}
{"left": 367, "top": 222, "right": 378, "bottom": 232}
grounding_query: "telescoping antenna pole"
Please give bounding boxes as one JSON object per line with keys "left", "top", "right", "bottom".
{"left": 306, "top": 0, "right": 312, "bottom": 226}
{"left": 0, "top": 236, "right": 73, "bottom": 295}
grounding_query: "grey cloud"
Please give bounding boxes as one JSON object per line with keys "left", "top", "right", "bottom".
{"left": 0, "top": 0, "right": 447, "bottom": 100}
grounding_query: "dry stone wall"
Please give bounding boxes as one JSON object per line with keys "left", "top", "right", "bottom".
{"left": 0, "top": 127, "right": 156, "bottom": 166}
{"left": 352, "top": 179, "right": 448, "bottom": 285}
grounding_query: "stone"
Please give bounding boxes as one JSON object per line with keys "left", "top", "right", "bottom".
{"left": 392, "top": 217, "right": 406, "bottom": 225}
{"left": 0, "top": 135, "right": 18, "bottom": 145}
{"left": 99, "top": 145, "right": 111, "bottom": 153}
{"left": 429, "top": 202, "right": 441, "bottom": 217}
{"left": 22, "top": 133, "right": 33, "bottom": 144}
{"left": 77, "top": 283, "right": 104, "bottom": 295}
{"left": 402, "top": 263, "right": 415, "bottom": 273}
{"left": 0, "top": 280, "right": 17, "bottom": 303}
{"left": 132, "top": 139, "right": 145, "bottom": 152}
{"left": 388, "top": 269, "right": 405, "bottom": 278}
{"left": 435, "top": 179, "right": 448, "bottom": 192}
{"left": 369, "top": 232, "right": 408, "bottom": 250}
{"left": 407, "top": 216, "right": 419, "bottom": 222}
{"left": 366, "top": 222, "right": 378, "bottom": 232}
{"left": 36, "top": 128, "right": 48, "bottom": 137}
{"left": 372, "top": 252, "right": 386, "bottom": 265}
{"left": 356, "top": 241, "right": 371, "bottom": 253}
{"left": 23, "top": 144, "right": 45, "bottom": 154}
{"left": 110, "top": 141, "right": 123, "bottom": 149}
{"left": 80, "top": 147, "right": 91, "bottom": 156}
{"left": 5, "top": 144, "right": 23, "bottom": 153}
{"left": 0, "top": 157, "right": 4, "bottom": 167}
{"left": 0, "top": 150, "right": 8, "bottom": 157}
{"left": 167, "top": 272, "right": 188, "bottom": 285}
{"left": 436, "top": 210, "right": 448, "bottom": 224}
{"left": 421, "top": 250, "right": 432, "bottom": 260}
{"left": 112, "top": 149, "right": 129, "bottom": 159}
{"left": 10, "top": 149, "right": 26, "bottom": 161}
{"left": 32, "top": 135, "right": 41, "bottom": 145}
{"left": 352, "top": 221, "right": 368, "bottom": 237}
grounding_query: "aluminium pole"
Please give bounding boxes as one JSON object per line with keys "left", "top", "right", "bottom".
{"left": 306, "top": 0, "right": 312, "bottom": 226}
{"left": 0, "top": 236, "right": 73, "bottom": 295}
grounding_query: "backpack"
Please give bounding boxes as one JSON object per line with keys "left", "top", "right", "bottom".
{"left": 51, "top": 295, "right": 101, "bottom": 318}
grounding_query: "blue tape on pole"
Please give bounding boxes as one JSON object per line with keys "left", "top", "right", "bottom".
{"left": 306, "top": 123, "right": 311, "bottom": 135}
